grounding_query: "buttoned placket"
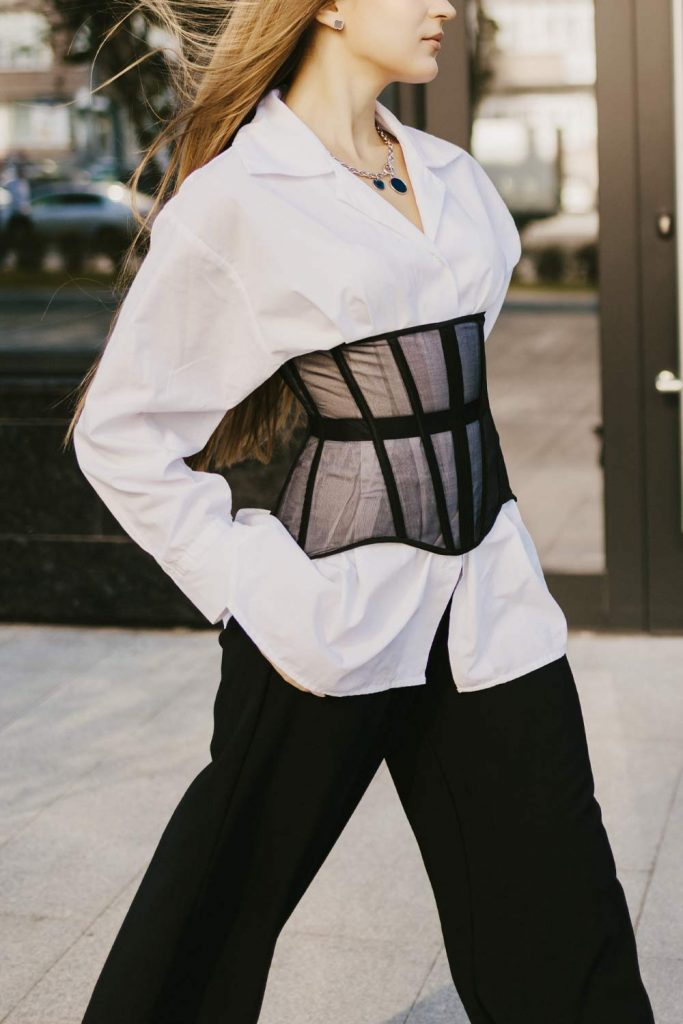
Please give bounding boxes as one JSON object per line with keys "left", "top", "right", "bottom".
{"left": 333, "top": 165, "right": 459, "bottom": 342}
{"left": 321, "top": 108, "right": 478, "bottom": 672}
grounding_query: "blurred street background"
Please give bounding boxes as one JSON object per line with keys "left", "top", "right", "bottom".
{"left": 1, "top": 0, "right": 682, "bottom": 1021}
{"left": 0, "top": 0, "right": 630, "bottom": 626}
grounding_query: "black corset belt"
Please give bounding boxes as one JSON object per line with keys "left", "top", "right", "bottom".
{"left": 308, "top": 398, "right": 483, "bottom": 442}
{"left": 272, "top": 312, "right": 517, "bottom": 560}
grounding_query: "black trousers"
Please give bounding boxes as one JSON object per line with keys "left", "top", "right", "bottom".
{"left": 80, "top": 600, "right": 655, "bottom": 1024}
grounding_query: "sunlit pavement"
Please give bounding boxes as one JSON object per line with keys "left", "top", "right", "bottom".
{"left": 1, "top": 623, "right": 681, "bottom": 1023}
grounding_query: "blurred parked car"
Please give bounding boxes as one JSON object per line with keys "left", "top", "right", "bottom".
{"left": 83, "top": 154, "right": 166, "bottom": 199}
{"left": 6, "top": 182, "right": 156, "bottom": 273}
{"left": 519, "top": 211, "right": 599, "bottom": 285}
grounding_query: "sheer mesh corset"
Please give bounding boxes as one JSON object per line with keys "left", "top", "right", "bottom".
{"left": 272, "top": 312, "right": 516, "bottom": 559}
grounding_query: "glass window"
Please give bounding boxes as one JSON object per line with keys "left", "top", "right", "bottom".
{"left": 469, "top": 0, "right": 603, "bottom": 574}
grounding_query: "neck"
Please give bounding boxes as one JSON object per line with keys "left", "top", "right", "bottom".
{"left": 281, "top": 70, "right": 391, "bottom": 169}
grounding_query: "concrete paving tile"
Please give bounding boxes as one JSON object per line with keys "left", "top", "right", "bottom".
{"left": 638, "top": 957, "right": 683, "bottom": 1024}
{"left": 4, "top": 872, "right": 144, "bottom": 1024}
{"left": 1, "top": 625, "right": 162, "bottom": 688}
{"left": 259, "top": 930, "right": 441, "bottom": 1024}
{"left": 96, "top": 681, "right": 215, "bottom": 780}
{"left": 403, "top": 947, "right": 471, "bottom": 1023}
{"left": 584, "top": 735, "right": 681, "bottom": 872}
{"left": 0, "top": 912, "right": 84, "bottom": 1021}
{"left": 1, "top": 626, "right": 212, "bottom": 709}
{"left": 567, "top": 627, "right": 683, "bottom": 890}
{"left": 3, "top": 622, "right": 682, "bottom": 1022}
{"left": 0, "top": 632, "right": 216, "bottom": 840}
{"left": 0, "top": 626, "right": 22, "bottom": 646}
{"left": 284, "top": 761, "right": 444, "bottom": 948}
{"left": 1, "top": 630, "right": 224, "bottom": 1021}
{"left": 0, "top": 627, "right": 114, "bottom": 732}
{"left": 568, "top": 635, "right": 683, "bottom": 741}
{"left": 3, "top": 761, "right": 442, "bottom": 1024}
{"left": 618, "top": 869, "right": 653, "bottom": 929}
{"left": 0, "top": 763, "right": 197, "bottom": 921}
{"left": 637, "top": 770, "right": 683, "bottom": 959}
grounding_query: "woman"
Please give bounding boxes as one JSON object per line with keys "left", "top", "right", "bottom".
{"left": 65, "top": 0, "right": 655, "bottom": 1021}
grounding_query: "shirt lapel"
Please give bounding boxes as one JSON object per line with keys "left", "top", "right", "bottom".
{"left": 234, "top": 87, "right": 465, "bottom": 247}
{"left": 333, "top": 97, "right": 450, "bottom": 245}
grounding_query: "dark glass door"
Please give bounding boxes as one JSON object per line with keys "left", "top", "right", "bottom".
{"left": 465, "top": 0, "right": 606, "bottom": 627}
{"left": 406, "top": 0, "right": 683, "bottom": 631}
{"left": 631, "top": 0, "right": 683, "bottom": 629}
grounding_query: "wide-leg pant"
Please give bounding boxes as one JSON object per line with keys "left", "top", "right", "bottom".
{"left": 80, "top": 600, "right": 655, "bottom": 1024}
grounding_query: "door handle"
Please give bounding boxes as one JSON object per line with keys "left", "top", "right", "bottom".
{"left": 657, "top": 211, "right": 675, "bottom": 238}
{"left": 655, "top": 369, "right": 683, "bottom": 393}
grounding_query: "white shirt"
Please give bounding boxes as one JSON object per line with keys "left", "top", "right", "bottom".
{"left": 73, "top": 86, "right": 568, "bottom": 697}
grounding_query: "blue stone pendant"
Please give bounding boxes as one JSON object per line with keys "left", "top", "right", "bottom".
{"left": 390, "top": 176, "right": 408, "bottom": 194}
{"left": 372, "top": 177, "right": 386, "bottom": 190}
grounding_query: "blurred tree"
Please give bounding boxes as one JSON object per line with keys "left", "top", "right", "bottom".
{"left": 45, "top": 2, "right": 175, "bottom": 188}
{"left": 466, "top": 0, "right": 500, "bottom": 139}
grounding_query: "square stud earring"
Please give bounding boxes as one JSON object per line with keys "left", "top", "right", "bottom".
{"left": 333, "top": 18, "right": 344, "bottom": 29}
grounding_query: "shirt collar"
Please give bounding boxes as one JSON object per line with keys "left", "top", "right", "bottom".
{"left": 232, "top": 86, "right": 461, "bottom": 245}
{"left": 233, "top": 85, "right": 463, "bottom": 178}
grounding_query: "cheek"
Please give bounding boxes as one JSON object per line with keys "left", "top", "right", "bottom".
{"left": 349, "top": 0, "right": 424, "bottom": 63}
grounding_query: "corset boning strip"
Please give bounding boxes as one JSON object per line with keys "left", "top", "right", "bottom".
{"left": 439, "top": 323, "right": 476, "bottom": 551}
{"left": 330, "top": 347, "right": 408, "bottom": 539}
{"left": 385, "top": 336, "right": 455, "bottom": 550}
{"left": 272, "top": 312, "right": 517, "bottom": 559}
{"left": 477, "top": 327, "right": 489, "bottom": 530}
{"left": 277, "top": 360, "right": 324, "bottom": 550}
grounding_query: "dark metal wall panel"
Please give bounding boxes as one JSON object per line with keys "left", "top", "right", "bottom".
{"left": 595, "top": 0, "right": 648, "bottom": 627}
{"left": 633, "top": 0, "right": 683, "bottom": 628}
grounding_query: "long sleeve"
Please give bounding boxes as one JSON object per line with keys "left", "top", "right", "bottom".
{"left": 73, "top": 187, "right": 435, "bottom": 697}
{"left": 73, "top": 198, "right": 286, "bottom": 626}
{"left": 468, "top": 154, "right": 522, "bottom": 276}
{"left": 465, "top": 154, "right": 522, "bottom": 338}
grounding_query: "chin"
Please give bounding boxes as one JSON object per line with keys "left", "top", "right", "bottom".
{"left": 397, "top": 62, "right": 440, "bottom": 86}
{"left": 413, "top": 63, "right": 440, "bottom": 84}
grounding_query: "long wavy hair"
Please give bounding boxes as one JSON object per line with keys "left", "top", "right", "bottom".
{"left": 62, "top": 0, "right": 328, "bottom": 469}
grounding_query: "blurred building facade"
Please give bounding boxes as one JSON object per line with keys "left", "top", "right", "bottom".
{"left": 0, "top": 1, "right": 133, "bottom": 175}
{"left": 471, "top": 0, "right": 598, "bottom": 270}
{"left": 1, "top": 0, "right": 681, "bottom": 633}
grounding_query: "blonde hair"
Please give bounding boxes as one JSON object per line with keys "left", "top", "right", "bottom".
{"left": 62, "top": 0, "right": 327, "bottom": 469}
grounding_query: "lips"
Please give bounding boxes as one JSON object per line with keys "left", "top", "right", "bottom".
{"left": 423, "top": 33, "right": 444, "bottom": 42}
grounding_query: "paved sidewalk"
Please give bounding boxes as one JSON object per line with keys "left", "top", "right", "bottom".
{"left": 1, "top": 624, "right": 681, "bottom": 1022}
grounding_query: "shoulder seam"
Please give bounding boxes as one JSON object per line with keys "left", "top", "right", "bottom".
{"left": 159, "top": 204, "right": 238, "bottom": 271}
{"left": 159, "top": 205, "right": 278, "bottom": 369}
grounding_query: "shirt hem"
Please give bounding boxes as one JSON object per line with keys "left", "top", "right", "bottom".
{"left": 321, "top": 641, "right": 569, "bottom": 697}
{"left": 451, "top": 642, "right": 568, "bottom": 693}
{"left": 323, "top": 674, "right": 429, "bottom": 697}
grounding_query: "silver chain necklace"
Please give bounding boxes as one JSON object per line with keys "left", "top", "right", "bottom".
{"left": 329, "top": 121, "right": 409, "bottom": 195}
